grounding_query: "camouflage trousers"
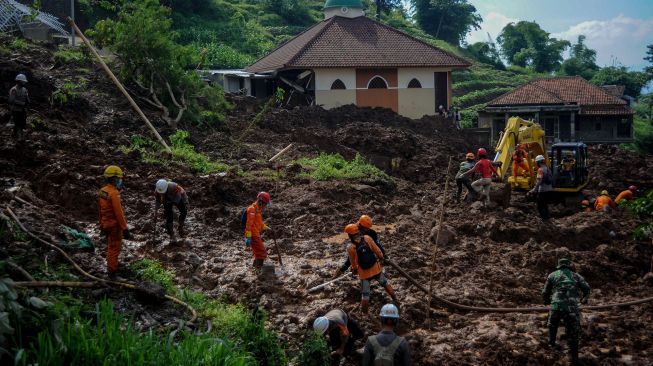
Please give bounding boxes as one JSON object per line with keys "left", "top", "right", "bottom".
{"left": 548, "top": 309, "right": 581, "bottom": 359}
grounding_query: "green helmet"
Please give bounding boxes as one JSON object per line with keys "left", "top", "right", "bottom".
{"left": 557, "top": 258, "right": 572, "bottom": 269}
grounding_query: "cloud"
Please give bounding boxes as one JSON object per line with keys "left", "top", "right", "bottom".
{"left": 466, "top": 11, "right": 518, "bottom": 44}
{"left": 552, "top": 15, "right": 653, "bottom": 69}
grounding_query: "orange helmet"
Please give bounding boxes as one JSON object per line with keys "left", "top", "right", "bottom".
{"left": 358, "top": 215, "right": 373, "bottom": 229}
{"left": 345, "top": 224, "right": 359, "bottom": 235}
{"left": 465, "top": 152, "right": 475, "bottom": 160}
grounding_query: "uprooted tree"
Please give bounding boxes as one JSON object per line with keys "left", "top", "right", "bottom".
{"left": 89, "top": 0, "right": 230, "bottom": 127}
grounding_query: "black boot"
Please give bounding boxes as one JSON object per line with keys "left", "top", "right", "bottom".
{"left": 178, "top": 222, "right": 185, "bottom": 238}
{"left": 548, "top": 326, "right": 559, "bottom": 349}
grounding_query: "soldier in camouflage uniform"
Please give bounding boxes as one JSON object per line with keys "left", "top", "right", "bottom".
{"left": 542, "top": 258, "right": 591, "bottom": 365}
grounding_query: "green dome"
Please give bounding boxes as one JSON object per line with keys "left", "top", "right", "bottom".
{"left": 324, "top": 0, "right": 364, "bottom": 9}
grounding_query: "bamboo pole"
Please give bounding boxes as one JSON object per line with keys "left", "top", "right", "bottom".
{"left": 269, "top": 143, "right": 294, "bottom": 162}
{"left": 15, "top": 281, "right": 98, "bottom": 288}
{"left": 426, "top": 156, "right": 453, "bottom": 327}
{"left": 67, "top": 18, "right": 171, "bottom": 153}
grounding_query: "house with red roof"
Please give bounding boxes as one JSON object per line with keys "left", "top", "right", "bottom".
{"left": 478, "top": 76, "right": 634, "bottom": 145}
{"left": 244, "top": 0, "right": 471, "bottom": 119}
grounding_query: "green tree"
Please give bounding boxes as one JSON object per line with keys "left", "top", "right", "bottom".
{"left": 559, "top": 35, "right": 599, "bottom": 79}
{"left": 465, "top": 41, "right": 505, "bottom": 70}
{"left": 591, "top": 66, "right": 648, "bottom": 98}
{"left": 644, "top": 44, "right": 653, "bottom": 75}
{"left": 410, "top": 0, "right": 482, "bottom": 46}
{"left": 91, "top": 0, "right": 229, "bottom": 127}
{"left": 264, "top": 0, "right": 315, "bottom": 26}
{"left": 497, "top": 21, "right": 570, "bottom": 73}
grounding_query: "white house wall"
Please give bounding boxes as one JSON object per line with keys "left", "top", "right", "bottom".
{"left": 315, "top": 68, "right": 356, "bottom": 109}
{"left": 397, "top": 68, "right": 449, "bottom": 119}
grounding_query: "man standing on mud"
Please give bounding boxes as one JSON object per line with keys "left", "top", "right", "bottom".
{"left": 155, "top": 179, "right": 189, "bottom": 239}
{"left": 98, "top": 166, "right": 131, "bottom": 278}
{"left": 8, "top": 73, "right": 30, "bottom": 141}
{"left": 528, "top": 155, "right": 553, "bottom": 220}
{"left": 245, "top": 192, "right": 271, "bottom": 270}
{"left": 543, "top": 258, "right": 590, "bottom": 365}
{"left": 455, "top": 152, "right": 477, "bottom": 202}
{"left": 461, "top": 148, "right": 498, "bottom": 206}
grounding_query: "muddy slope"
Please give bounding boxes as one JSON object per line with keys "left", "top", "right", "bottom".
{"left": 2, "top": 38, "right": 653, "bottom": 365}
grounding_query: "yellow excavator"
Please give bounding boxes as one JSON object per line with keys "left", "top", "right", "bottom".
{"left": 493, "top": 117, "right": 589, "bottom": 198}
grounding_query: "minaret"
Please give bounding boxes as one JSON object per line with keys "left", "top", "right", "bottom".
{"left": 324, "top": 0, "right": 365, "bottom": 19}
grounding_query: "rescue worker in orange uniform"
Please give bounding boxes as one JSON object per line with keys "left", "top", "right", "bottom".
{"left": 334, "top": 224, "right": 397, "bottom": 312}
{"left": 357, "top": 215, "right": 386, "bottom": 257}
{"left": 615, "top": 185, "right": 637, "bottom": 203}
{"left": 98, "top": 165, "right": 130, "bottom": 277}
{"left": 594, "top": 190, "right": 616, "bottom": 212}
{"left": 245, "top": 192, "right": 271, "bottom": 269}
{"left": 512, "top": 144, "right": 529, "bottom": 180}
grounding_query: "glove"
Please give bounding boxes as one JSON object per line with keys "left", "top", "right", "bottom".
{"left": 123, "top": 229, "right": 132, "bottom": 240}
{"left": 245, "top": 237, "right": 252, "bottom": 247}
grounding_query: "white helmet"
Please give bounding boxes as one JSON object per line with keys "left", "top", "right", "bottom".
{"left": 313, "top": 316, "right": 329, "bottom": 334}
{"left": 379, "top": 304, "right": 400, "bottom": 319}
{"left": 155, "top": 179, "right": 168, "bottom": 194}
{"left": 534, "top": 155, "right": 545, "bottom": 163}
{"left": 15, "top": 74, "right": 27, "bottom": 83}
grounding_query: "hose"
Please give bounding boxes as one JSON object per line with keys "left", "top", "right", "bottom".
{"left": 386, "top": 259, "right": 653, "bottom": 313}
{"left": 5, "top": 207, "right": 197, "bottom": 322}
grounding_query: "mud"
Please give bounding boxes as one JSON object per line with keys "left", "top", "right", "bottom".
{"left": 2, "top": 38, "right": 653, "bottom": 365}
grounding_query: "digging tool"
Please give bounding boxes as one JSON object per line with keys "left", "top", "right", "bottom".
{"left": 271, "top": 229, "right": 283, "bottom": 267}
{"left": 307, "top": 273, "right": 350, "bottom": 293}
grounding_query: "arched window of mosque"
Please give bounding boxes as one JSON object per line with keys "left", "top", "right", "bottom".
{"left": 330, "top": 79, "right": 346, "bottom": 90}
{"left": 407, "top": 78, "right": 422, "bottom": 88}
{"left": 367, "top": 76, "right": 388, "bottom": 89}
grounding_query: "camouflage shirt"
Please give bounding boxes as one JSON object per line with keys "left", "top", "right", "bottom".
{"left": 542, "top": 268, "right": 591, "bottom": 312}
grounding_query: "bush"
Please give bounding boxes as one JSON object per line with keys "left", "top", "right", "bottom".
{"left": 624, "top": 189, "right": 653, "bottom": 240}
{"left": 297, "top": 153, "right": 394, "bottom": 187}
{"left": 169, "top": 130, "right": 229, "bottom": 173}
{"left": 10, "top": 38, "right": 30, "bottom": 51}
{"left": 453, "top": 87, "right": 512, "bottom": 108}
{"left": 53, "top": 45, "right": 89, "bottom": 64}
{"left": 296, "top": 332, "right": 330, "bottom": 366}
{"left": 129, "top": 259, "right": 175, "bottom": 291}
{"left": 120, "top": 131, "right": 229, "bottom": 173}
{"left": 50, "top": 79, "right": 87, "bottom": 106}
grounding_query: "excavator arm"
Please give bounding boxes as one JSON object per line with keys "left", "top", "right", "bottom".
{"left": 493, "top": 117, "right": 548, "bottom": 190}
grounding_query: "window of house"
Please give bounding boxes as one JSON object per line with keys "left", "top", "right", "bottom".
{"left": 367, "top": 76, "right": 388, "bottom": 89}
{"left": 407, "top": 78, "right": 422, "bottom": 88}
{"left": 617, "top": 118, "right": 631, "bottom": 137}
{"left": 330, "top": 79, "right": 346, "bottom": 90}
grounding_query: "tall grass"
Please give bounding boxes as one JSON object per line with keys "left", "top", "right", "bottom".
{"left": 21, "top": 300, "right": 252, "bottom": 366}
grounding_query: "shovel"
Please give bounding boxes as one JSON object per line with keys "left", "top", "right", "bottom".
{"left": 307, "top": 273, "right": 350, "bottom": 293}
{"left": 152, "top": 203, "right": 159, "bottom": 246}
{"left": 270, "top": 228, "right": 284, "bottom": 268}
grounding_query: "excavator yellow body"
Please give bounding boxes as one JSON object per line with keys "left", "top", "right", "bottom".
{"left": 493, "top": 117, "right": 589, "bottom": 195}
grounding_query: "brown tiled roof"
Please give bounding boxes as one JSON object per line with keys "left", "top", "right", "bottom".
{"left": 246, "top": 16, "right": 471, "bottom": 73}
{"left": 487, "top": 76, "right": 627, "bottom": 107}
{"left": 581, "top": 105, "right": 634, "bottom": 115}
{"left": 601, "top": 85, "right": 626, "bottom": 98}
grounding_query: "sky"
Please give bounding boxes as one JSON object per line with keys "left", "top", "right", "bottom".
{"left": 462, "top": 0, "right": 653, "bottom": 71}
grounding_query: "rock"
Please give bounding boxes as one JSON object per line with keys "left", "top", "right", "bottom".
{"left": 352, "top": 184, "right": 376, "bottom": 194}
{"left": 429, "top": 224, "right": 456, "bottom": 246}
{"left": 470, "top": 201, "right": 484, "bottom": 210}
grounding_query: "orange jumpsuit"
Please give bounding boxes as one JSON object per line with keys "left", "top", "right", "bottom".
{"left": 245, "top": 201, "right": 267, "bottom": 260}
{"left": 346, "top": 236, "right": 395, "bottom": 307}
{"left": 594, "top": 195, "right": 616, "bottom": 211}
{"left": 615, "top": 190, "right": 634, "bottom": 203}
{"left": 98, "top": 184, "right": 128, "bottom": 273}
{"left": 512, "top": 149, "right": 528, "bottom": 179}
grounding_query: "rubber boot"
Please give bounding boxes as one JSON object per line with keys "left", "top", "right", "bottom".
{"left": 548, "top": 327, "right": 562, "bottom": 351}
{"left": 569, "top": 341, "right": 580, "bottom": 365}
{"left": 361, "top": 299, "right": 369, "bottom": 313}
{"left": 178, "top": 222, "right": 185, "bottom": 238}
{"left": 253, "top": 258, "right": 264, "bottom": 271}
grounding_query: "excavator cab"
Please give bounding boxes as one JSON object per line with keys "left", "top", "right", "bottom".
{"left": 549, "top": 142, "right": 589, "bottom": 192}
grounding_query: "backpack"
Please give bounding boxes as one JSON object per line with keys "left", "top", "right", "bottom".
{"left": 368, "top": 335, "right": 404, "bottom": 366}
{"left": 356, "top": 238, "right": 378, "bottom": 270}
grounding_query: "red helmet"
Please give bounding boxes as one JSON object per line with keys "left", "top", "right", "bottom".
{"left": 257, "top": 191, "right": 271, "bottom": 204}
{"left": 629, "top": 185, "right": 637, "bottom": 191}
{"left": 477, "top": 148, "right": 487, "bottom": 156}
